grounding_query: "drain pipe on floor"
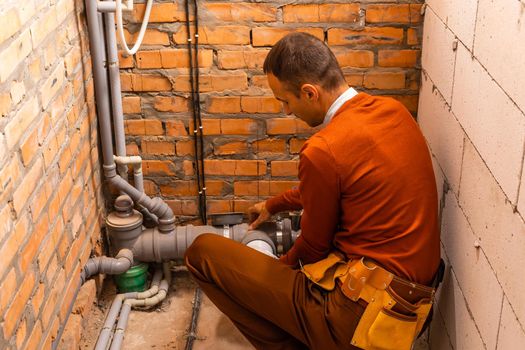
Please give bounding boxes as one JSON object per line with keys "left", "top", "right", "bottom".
{"left": 95, "top": 267, "right": 163, "bottom": 350}
{"left": 97, "top": 263, "right": 172, "bottom": 350}
{"left": 51, "top": 249, "right": 134, "bottom": 350}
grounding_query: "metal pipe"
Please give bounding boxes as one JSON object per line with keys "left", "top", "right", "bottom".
{"left": 104, "top": 7, "right": 128, "bottom": 180}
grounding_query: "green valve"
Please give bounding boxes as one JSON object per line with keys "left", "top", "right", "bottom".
{"left": 114, "top": 263, "right": 149, "bottom": 293}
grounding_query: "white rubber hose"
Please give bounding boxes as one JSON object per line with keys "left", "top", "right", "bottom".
{"left": 116, "top": 0, "right": 154, "bottom": 56}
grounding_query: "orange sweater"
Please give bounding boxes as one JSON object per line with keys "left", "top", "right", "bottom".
{"left": 266, "top": 93, "right": 440, "bottom": 285}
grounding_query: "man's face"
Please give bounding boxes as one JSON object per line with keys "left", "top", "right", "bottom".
{"left": 267, "top": 73, "right": 323, "bottom": 127}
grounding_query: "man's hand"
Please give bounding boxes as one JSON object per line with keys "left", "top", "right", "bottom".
{"left": 248, "top": 201, "right": 271, "bottom": 230}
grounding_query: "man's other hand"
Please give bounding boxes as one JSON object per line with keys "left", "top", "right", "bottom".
{"left": 248, "top": 201, "right": 271, "bottom": 230}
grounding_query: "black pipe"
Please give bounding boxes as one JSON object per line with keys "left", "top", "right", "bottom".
{"left": 185, "top": 287, "right": 203, "bottom": 350}
{"left": 185, "top": 0, "right": 206, "bottom": 224}
{"left": 193, "top": 0, "right": 207, "bottom": 222}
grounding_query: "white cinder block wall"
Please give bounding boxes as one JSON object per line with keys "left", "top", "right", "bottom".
{"left": 418, "top": 0, "right": 525, "bottom": 349}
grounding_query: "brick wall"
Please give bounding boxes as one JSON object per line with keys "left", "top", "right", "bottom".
{"left": 418, "top": 0, "right": 525, "bottom": 348}
{"left": 0, "top": 0, "right": 104, "bottom": 349}
{"left": 121, "top": 0, "right": 424, "bottom": 221}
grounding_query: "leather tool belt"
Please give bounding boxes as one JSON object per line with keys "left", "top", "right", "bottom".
{"left": 301, "top": 253, "right": 435, "bottom": 350}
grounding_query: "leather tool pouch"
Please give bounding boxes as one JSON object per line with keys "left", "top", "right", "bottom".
{"left": 300, "top": 252, "right": 349, "bottom": 291}
{"left": 340, "top": 259, "right": 433, "bottom": 350}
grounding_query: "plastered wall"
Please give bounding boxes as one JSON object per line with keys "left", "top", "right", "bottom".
{"left": 418, "top": 0, "right": 525, "bottom": 348}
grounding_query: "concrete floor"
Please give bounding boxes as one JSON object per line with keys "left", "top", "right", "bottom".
{"left": 80, "top": 266, "right": 430, "bottom": 349}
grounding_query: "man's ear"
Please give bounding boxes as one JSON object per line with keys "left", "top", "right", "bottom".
{"left": 300, "top": 84, "right": 319, "bottom": 101}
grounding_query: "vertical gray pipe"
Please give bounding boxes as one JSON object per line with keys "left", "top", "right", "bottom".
{"left": 85, "top": 0, "right": 116, "bottom": 166}
{"left": 104, "top": 8, "right": 128, "bottom": 180}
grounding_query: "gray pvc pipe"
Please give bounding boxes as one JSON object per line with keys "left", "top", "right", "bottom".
{"left": 87, "top": 0, "right": 175, "bottom": 230}
{"left": 85, "top": 0, "right": 115, "bottom": 166}
{"left": 81, "top": 249, "right": 134, "bottom": 283}
{"left": 104, "top": 7, "right": 128, "bottom": 181}
{"left": 107, "top": 268, "right": 169, "bottom": 350}
{"left": 96, "top": 268, "right": 164, "bottom": 350}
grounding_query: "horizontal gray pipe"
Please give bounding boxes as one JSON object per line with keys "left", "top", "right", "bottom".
{"left": 81, "top": 249, "right": 134, "bottom": 284}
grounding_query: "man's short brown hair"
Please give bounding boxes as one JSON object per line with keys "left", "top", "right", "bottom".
{"left": 263, "top": 32, "right": 346, "bottom": 96}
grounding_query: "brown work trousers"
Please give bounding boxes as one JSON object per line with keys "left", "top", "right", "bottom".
{"left": 185, "top": 234, "right": 364, "bottom": 350}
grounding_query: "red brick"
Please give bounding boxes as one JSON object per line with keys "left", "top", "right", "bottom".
{"left": 154, "top": 96, "right": 188, "bottom": 113}
{"left": 13, "top": 158, "right": 43, "bottom": 215}
{"left": 252, "top": 138, "right": 286, "bottom": 154}
{"left": 290, "top": 138, "right": 306, "bottom": 153}
{"left": 143, "top": 180, "right": 158, "bottom": 196}
{"left": 20, "top": 214, "right": 50, "bottom": 274}
{"left": 124, "top": 119, "right": 163, "bottom": 136}
{"left": 124, "top": 28, "right": 170, "bottom": 45}
{"left": 366, "top": 4, "right": 422, "bottom": 24}
{"left": 283, "top": 4, "right": 360, "bottom": 23}
{"left": 165, "top": 120, "right": 188, "bottom": 136}
{"left": 221, "top": 118, "right": 258, "bottom": 135}
{"left": 266, "top": 118, "right": 312, "bottom": 135}
{"left": 251, "top": 75, "right": 270, "bottom": 89}
{"left": 217, "top": 50, "right": 269, "bottom": 70}
{"left": 4, "top": 96, "right": 39, "bottom": 149}
{"left": 20, "top": 128, "right": 38, "bottom": 166}
{"left": 269, "top": 181, "right": 300, "bottom": 196}
{"left": 3, "top": 270, "right": 35, "bottom": 338}
{"left": 271, "top": 160, "right": 299, "bottom": 177}
{"left": 327, "top": 27, "right": 403, "bottom": 46}
{"left": 120, "top": 73, "right": 172, "bottom": 92}
{"left": 0, "top": 92, "right": 11, "bottom": 117}
{"left": 204, "top": 160, "right": 266, "bottom": 176}
{"left": 118, "top": 50, "right": 133, "bottom": 68}
{"left": 175, "top": 140, "right": 194, "bottom": 156}
{"left": 173, "top": 26, "right": 250, "bottom": 45}
{"left": 214, "top": 141, "right": 248, "bottom": 155}
{"left": 142, "top": 160, "right": 176, "bottom": 176}
{"left": 0, "top": 268, "right": 17, "bottom": 315}
{"left": 142, "top": 140, "right": 175, "bottom": 155}
{"left": 136, "top": 49, "right": 213, "bottom": 69}
{"left": 122, "top": 96, "right": 141, "bottom": 114}
{"left": 233, "top": 200, "right": 259, "bottom": 213}
{"left": 16, "top": 317, "right": 27, "bottom": 349}
{"left": 207, "top": 200, "right": 234, "bottom": 214}
{"left": 334, "top": 49, "right": 374, "bottom": 68}
{"left": 378, "top": 50, "right": 419, "bottom": 67}
{"left": 345, "top": 73, "right": 365, "bottom": 88}
{"left": 241, "top": 96, "right": 281, "bottom": 113}
{"left": 25, "top": 322, "right": 43, "bottom": 350}
{"left": 204, "top": 3, "right": 277, "bottom": 22}
{"left": 202, "top": 119, "right": 222, "bottom": 135}
{"left": 160, "top": 181, "right": 196, "bottom": 197}
{"left": 173, "top": 72, "right": 248, "bottom": 93}
{"left": 252, "top": 27, "right": 324, "bottom": 47}
{"left": 206, "top": 180, "right": 230, "bottom": 196}
{"left": 363, "top": 72, "right": 406, "bottom": 89}
{"left": 166, "top": 199, "right": 198, "bottom": 216}
{"left": 207, "top": 96, "right": 241, "bottom": 114}
{"left": 31, "top": 283, "right": 46, "bottom": 316}
{"left": 234, "top": 181, "right": 270, "bottom": 196}
{"left": 407, "top": 28, "right": 419, "bottom": 45}
{"left": 132, "top": 3, "right": 186, "bottom": 23}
